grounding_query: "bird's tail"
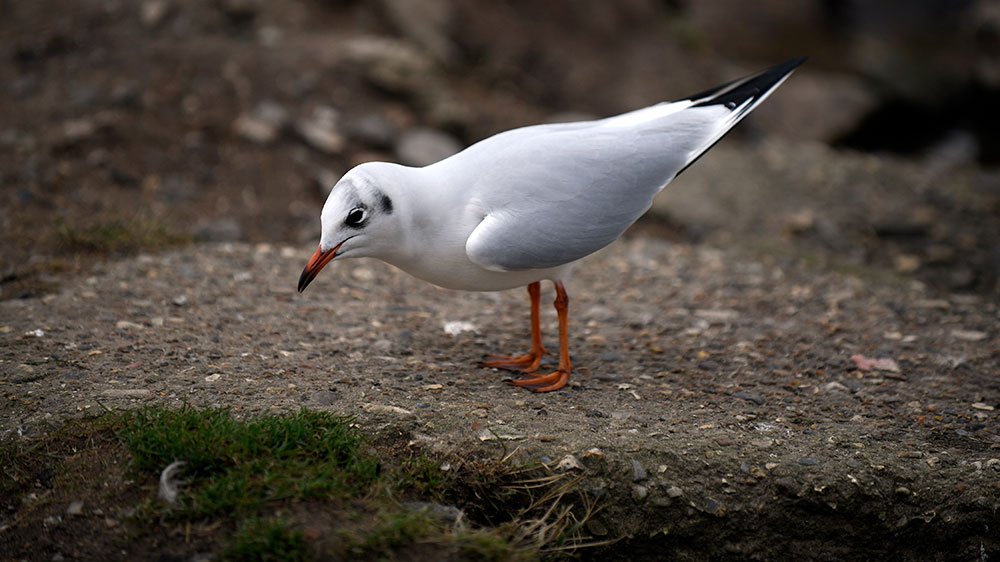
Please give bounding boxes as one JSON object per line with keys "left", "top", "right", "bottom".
{"left": 674, "top": 56, "right": 806, "bottom": 176}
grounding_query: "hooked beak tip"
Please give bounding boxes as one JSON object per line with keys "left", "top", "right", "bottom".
{"left": 297, "top": 243, "right": 341, "bottom": 293}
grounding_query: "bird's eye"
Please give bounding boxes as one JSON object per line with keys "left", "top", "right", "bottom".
{"left": 345, "top": 207, "right": 367, "bottom": 228}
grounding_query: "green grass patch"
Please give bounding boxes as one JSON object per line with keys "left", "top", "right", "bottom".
{"left": 217, "top": 518, "right": 308, "bottom": 562}
{"left": 348, "top": 509, "right": 437, "bottom": 557}
{"left": 119, "top": 406, "right": 379, "bottom": 519}
{"left": 54, "top": 216, "right": 191, "bottom": 255}
{"left": 2, "top": 407, "right": 601, "bottom": 560}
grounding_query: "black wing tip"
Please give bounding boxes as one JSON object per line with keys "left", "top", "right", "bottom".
{"left": 688, "top": 56, "right": 808, "bottom": 107}
{"left": 672, "top": 57, "right": 806, "bottom": 178}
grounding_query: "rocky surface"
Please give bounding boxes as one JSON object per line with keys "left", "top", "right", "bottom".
{"left": 2, "top": 238, "right": 998, "bottom": 559}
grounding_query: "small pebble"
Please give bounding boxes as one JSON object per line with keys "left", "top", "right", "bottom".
{"left": 556, "top": 455, "right": 583, "bottom": 471}
{"left": 951, "top": 329, "right": 987, "bottom": 342}
{"left": 311, "top": 390, "right": 337, "bottom": 405}
{"left": 600, "top": 351, "right": 623, "bottom": 362}
{"left": 66, "top": 501, "right": 84, "bottom": 516}
{"left": 631, "top": 460, "right": 647, "bottom": 481}
{"left": 585, "top": 518, "right": 609, "bottom": 536}
{"left": 632, "top": 485, "right": 648, "bottom": 501}
{"left": 363, "top": 404, "right": 415, "bottom": 419}
{"left": 733, "top": 391, "right": 765, "bottom": 405}
{"left": 295, "top": 105, "right": 345, "bottom": 154}
{"left": 704, "top": 498, "right": 724, "bottom": 516}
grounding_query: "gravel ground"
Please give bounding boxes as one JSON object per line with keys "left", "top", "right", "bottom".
{"left": 2, "top": 236, "right": 998, "bottom": 559}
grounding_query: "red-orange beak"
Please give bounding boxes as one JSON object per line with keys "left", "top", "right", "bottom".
{"left": 297, "top": 242, "right": 342, "bottom": 293}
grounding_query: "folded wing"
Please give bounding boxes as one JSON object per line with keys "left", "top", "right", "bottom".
{"left": 464, "top": 57, "right": 805, "bottom": 272}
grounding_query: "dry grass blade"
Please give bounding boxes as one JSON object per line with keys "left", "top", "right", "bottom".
{"left": 498, "top": 462, "right": 613, "bottom": 555}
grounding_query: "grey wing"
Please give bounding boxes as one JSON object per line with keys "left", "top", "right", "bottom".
{"left": 464, "top": 116, "right": 716, "bottom": 272}
{"left": 462, "top": 58, "right": 803, "bottom": 272}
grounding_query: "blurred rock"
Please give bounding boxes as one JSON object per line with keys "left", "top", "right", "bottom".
{"left": 970, "top": 0, "right": 1000, "bottom": 87}
{"left": 196, "top": 217, "right": 243, "bottom": 242}
{"left": 60, "top": 118, "right": 96, "bottom": 144}
{"left": 140, "top": 0, "right": 171, "bottom": 28}
{"left": 295, "top": 106, "right": 345, "bottom": 154}
{"left": 214, "top": 0, "right": 259, "bottom": 22}
{"left": 925, "top": 245, "right": 956, "bottom": 265}
{"left": 233, "top": 101, "right": 288, "bottom": 144}
{"left": 404, "top": 501, "right": 463, "bottom": 524}
{"left": 631, "top": 460, "right": 647, "bottom": 481}
{"left": 110, "top": 81, "right": 140, "bottom": 108}
{"left": 923, "top": 130, "right": 979, "bottom": 171}
{"left": 650, "top": 138, "right": 999, "bottom": 294}
{"left": 256, "top": 25, "right": 283, "bottom": 48}
{"left": 424, "top": 92, "right": 474, "bottom": 130}
{"left": 347, "top": 113, "right": 398, "bottom": 148}
{"left": 314, "top": 167, "right": 342, "bottom": 195}
{"left": 949, "top": 267, "right": 976, "bottom": 289}
{"left": 752, "top": 69, "right": 879, "bottom": 143}
{"left": 395, "top": 127, "right": 462, "bottom": 166}
{"left": 894, "top": 254, "right": 921, "bottom": 274}
{"left": 378, "top": 0, "right": 456, "bottom": 65}
{"left": 343, "top": 36, "right": 436, "bottom": 96}
{"left": 782, "top": 209, "right": 815, "bottom": 235}
{"left": 157, "top": 174, "right": 196, "bottom": 203}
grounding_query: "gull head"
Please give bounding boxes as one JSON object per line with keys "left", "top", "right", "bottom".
{"left": 298, "top": 163, "right": 399, "bottom": 292}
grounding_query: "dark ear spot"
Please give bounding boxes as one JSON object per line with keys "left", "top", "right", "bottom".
{"left": 379, "top": 193, "right": 393, "bottom": 215}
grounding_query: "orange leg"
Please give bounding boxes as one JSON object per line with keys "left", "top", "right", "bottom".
{"left": 479, "top": 281, "right": 548, "bottom": 373}
{"left": 509, "top": 281, "right": 572, "bottom": 393}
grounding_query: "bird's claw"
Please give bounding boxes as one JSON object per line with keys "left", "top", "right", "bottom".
{"left": 508, "top": 369, "right": 571, "bottom": 393}
{"left": 478, "top": 350, "right": 547, "bottom": 373}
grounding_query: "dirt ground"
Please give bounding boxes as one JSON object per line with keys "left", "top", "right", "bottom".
{"left": 2, "top": 0, "right": 1000, "bottom": 560}
{"left": 3, "top": 238, "right": 999, "bottom": 559}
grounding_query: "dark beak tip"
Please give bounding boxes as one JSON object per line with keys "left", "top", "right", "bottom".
{"left": 297, "top": 268, "right": 311, "bottom": 293}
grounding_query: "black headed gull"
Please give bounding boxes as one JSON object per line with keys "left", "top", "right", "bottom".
{"left": 299, "top": 57, "right": 805, "bottom": 392}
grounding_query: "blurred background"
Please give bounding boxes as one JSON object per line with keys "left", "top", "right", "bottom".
{"left": 2, "top": 0, "right": 998, "bottom": 298}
